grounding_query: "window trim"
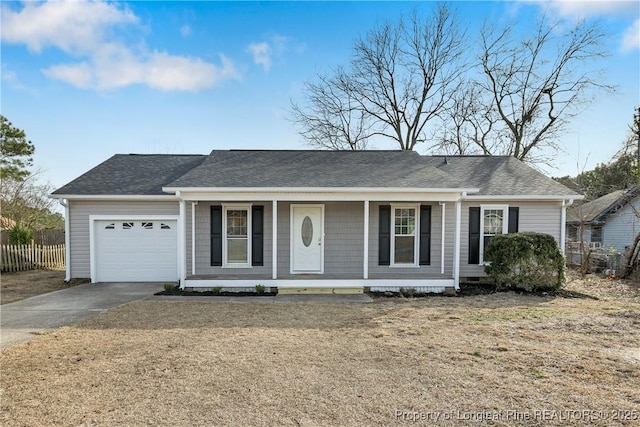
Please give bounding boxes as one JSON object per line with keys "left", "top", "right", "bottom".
{"left": 390, "top": 204, "right": 420, "bottom": 267}
{"left": 479, "top": 204, "right": 509, "bottom": 264}
{"left": 222, "top": 204, "right": 252, "bottom": 268}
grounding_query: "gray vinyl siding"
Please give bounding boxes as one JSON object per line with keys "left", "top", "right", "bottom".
{"left": 460, "top": 200, "right": 564, "bottom": 278}
{"left": 194, "top": 202, "right": 272, "bottom": 276}
{"left": 68, "top": 200, "right": 179, "bottom": 278}
{"left": 368, "top": 202, "right": 448, "bottom": 278}
{"left": 602, "top": 198, "right": 640, "bottom": 252}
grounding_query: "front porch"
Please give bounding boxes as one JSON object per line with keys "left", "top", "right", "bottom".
{"left": 175, "top": 189, "right": 468, "bottom": 293}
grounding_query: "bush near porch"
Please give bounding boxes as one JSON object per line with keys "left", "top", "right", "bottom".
{"left": 484, "top": 232, "right": 565, "bottom": 292}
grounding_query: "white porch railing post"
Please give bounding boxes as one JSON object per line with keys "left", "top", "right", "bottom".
{"left": 272, "top": 199, "right": 278, "bottom": 280}
{"left": 191, "top": 202, "right": 197, "bottom": 275}
{"left": 453, "top": 193, "right": 465, "bottom": 290}
{"left": 179, "top": 199, "right": 187, "bottom": 287}
{"left": 440, "top": 202, "right": 446, "bottom": 275}
{"left": 363, "top": 200, "right": 369, "bottom": 279}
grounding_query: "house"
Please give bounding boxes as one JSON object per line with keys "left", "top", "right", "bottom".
{"left": 50, "top": 150, "right": 581, "bottom": 293}
{"left": 566, "top": 187, "right": 639, "bottom": 253}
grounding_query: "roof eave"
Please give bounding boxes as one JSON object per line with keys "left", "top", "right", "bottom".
{"left": 465, "top": 194, "right": 584, "bottom": 201}
{"left": 49, "top": 194, "right": 179, "bottom": 201}
{"left": 162, "top": 186, "right": 481, "bottom": 194}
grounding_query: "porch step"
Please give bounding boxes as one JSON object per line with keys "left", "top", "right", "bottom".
{"left": 277, "top": 287, "right": 364, "bottom": 295}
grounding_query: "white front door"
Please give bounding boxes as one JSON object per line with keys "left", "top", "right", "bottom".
{"left": 291, "top": 205, "right": 324, "bottom": 274}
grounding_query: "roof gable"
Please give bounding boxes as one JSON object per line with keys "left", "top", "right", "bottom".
{"left": 567, "top": 188, "right": 638, "bottom": 223}
{"left": 425, "top": 156, "right": 578, "bottom": 196}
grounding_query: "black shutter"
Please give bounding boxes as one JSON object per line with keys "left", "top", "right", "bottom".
{"left": 210, "top": 206, "right": 222, "bottom": 266}
{"left": 419, "top": 205, "right": 431, "bottom": 265}
{"left": 469, "top": 207, "right": 481, "bottom": 264}
{"left": 378, "top": 205, "right": 391, "bottom": 266}
{"left": 252, "top": 205, "right": 264, "bottom": 266}
{"left": 508, "top": 207, "right": 519, "bottom": 233}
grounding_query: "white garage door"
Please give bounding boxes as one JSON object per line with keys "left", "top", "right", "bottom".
{"left": 94, "top": 220, "right": 178, "bottom": 282}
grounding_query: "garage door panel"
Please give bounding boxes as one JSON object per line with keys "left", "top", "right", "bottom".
{"left": 95, "top": 219, "right": 178, "bottom": 282}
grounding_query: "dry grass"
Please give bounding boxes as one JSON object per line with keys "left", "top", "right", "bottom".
{"left": 1, "top": 272, "right": 639, "bottom": 426}
{"left": 0, "top": 269, "right": 74, "bottom": 304}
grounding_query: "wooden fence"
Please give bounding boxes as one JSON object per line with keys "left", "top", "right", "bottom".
{"left": 0, "top": 229, "right": 65, "bottom": 245}
{"left": 0, "top": 243, "right": 65, "bottom": 272}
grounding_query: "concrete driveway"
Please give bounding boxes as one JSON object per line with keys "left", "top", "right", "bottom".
{"left": 0, "top": 282, "right": 163, "bottom": 349}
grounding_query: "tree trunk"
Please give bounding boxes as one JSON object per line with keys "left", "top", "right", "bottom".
{"left": 623, "top": 232, "right": 640, "bottom": 279}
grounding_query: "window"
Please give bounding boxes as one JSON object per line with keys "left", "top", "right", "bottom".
{"left": 591, "top": 226, "right": 603, "bottom": 244}
{"left": 567, "top": 225, "right": 578, "bottom": 241}
{"left": 391, "top": 206, "right": 418, "bottom": 265}
{"left": 122, "top": 222, "right": 134, "bottom": 230}
{"left": 104, "top": 223, "right": 115, "bottom": 230}
{"left": 141, "top": 222, "right": 153, "bottom": 230}
{"left": 160, "top": 223, "right": 171, "bottom": 230}
{"left": 480, "top": 205, "right": 508, "bottom": 264}
{"left": 224, "top": 206, "right": 251, "bottom": 266}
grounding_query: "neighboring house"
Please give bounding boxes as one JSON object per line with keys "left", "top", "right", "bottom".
{"left": 50, "top": 150, "right": 580, "bottom": 293}
{"left": 566, "top": 187, "right": 639, "bottom": 253}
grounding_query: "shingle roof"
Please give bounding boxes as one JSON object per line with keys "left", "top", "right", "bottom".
{"left": 424, "top": 156, "right": 580, "bottom": 196}
{"left": 51, "top": 150, "right": 580, "bottom": 197}
{"left": 166, "top": 150, "right": 456, "bottom": 189}
{"left": 567, "top": 188, "right": 637, "bottom": 223}
{"left": 51, "top": 154, "right": 207, "bottom": 195}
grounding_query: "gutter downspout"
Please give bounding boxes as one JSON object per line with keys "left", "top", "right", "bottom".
{"left": 453, "top": 192, "right": 466, "bottom": 291}
{"left": 59, "top": 199, "right": 71, "bottom": 282}
{"left": 560, "top": 199, "right": 574, "bottom": 255}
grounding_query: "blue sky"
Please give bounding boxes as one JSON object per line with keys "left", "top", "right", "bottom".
{"left": 1, "top": 0, "right": 639, "bottom": 192}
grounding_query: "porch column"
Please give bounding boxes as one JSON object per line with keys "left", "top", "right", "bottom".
{"left": 560, "top": 199, "right": 573, "bottom": 254}
{"left": 191, "top": 202, "right": 197, "bottom": 275}
{"left": 440, "top": 202, "right": 446, "bottom": 275}
{"left": 179, "top": 199, "right": 187, "bottom": 287}
{"left": 272, "top": 200, "right": 278, "bottom": 279}
{"left": 363, "top": 200, "right": 370, "bottom": 279}
{"left": 453, "top": 193, "right": 464, "bottom": 290}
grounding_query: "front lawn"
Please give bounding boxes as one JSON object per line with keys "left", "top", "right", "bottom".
{"left": 1, "top": 273, "right": 638, "bottom": 426}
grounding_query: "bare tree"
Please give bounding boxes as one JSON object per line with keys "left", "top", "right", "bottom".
{"left": 290, "top": 70, "right": 372, "bottom": 150}
{"left": 435, "top": 82, "right": 500, "bottom": 155}
{"left": 290, "top": 5, "right": 466, "bottom": 150}
{"left": 0, "top": 170, "right": 59, "bottom": 230}
{"left": 440, "top": 15, "right": 611, "bottom": 165}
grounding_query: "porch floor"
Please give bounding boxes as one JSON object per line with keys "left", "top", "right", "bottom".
{"left": 186, "top": 273, "right": 453, "bottom": 281}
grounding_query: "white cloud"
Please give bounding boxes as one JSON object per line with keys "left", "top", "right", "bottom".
{"left": 1, "top": 0, "right": 240, "bottom": 91}
{"left": 523, "top": 1, "right": 640, "bottom": 52}
{"left": 524, "top": 0, "right": 638, "bottom": 19}
{"left": 247, "top": 42, "right": 272, "bottom": 72}
{"left": 180, "top": 25, "right": 192, "bottom": 37}
{"left": 247, "top": 34, "right": 293, "bottom": 72}
{"left": 622, "top": 18, "right": 640, "bottom": 51}
{"left": 44, "top": 44, "right": 240, "bottom": 91}
{"left": 1, "top": 67, "right": 18, "bottom": 83}
{"left": 1, "top": 0, "right": 137, "bottom": 54}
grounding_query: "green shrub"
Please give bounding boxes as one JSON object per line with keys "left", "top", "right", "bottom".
{"left": 211, "top": 286, "right": 222, "bottom": 294}
{"left": 164, "top": 283, "right": 177, "bottom": 292}
{"left": 8, "top": 224, "right": 33, "bottom": 245}
{"left": 255, "top": 284, "right": 265, "bottom": 295}
{"left": 399, "top": 287, "right": 416, "bottom": 298}
{"left": 484, "top": 232, "right": 565, "bottom": 292}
